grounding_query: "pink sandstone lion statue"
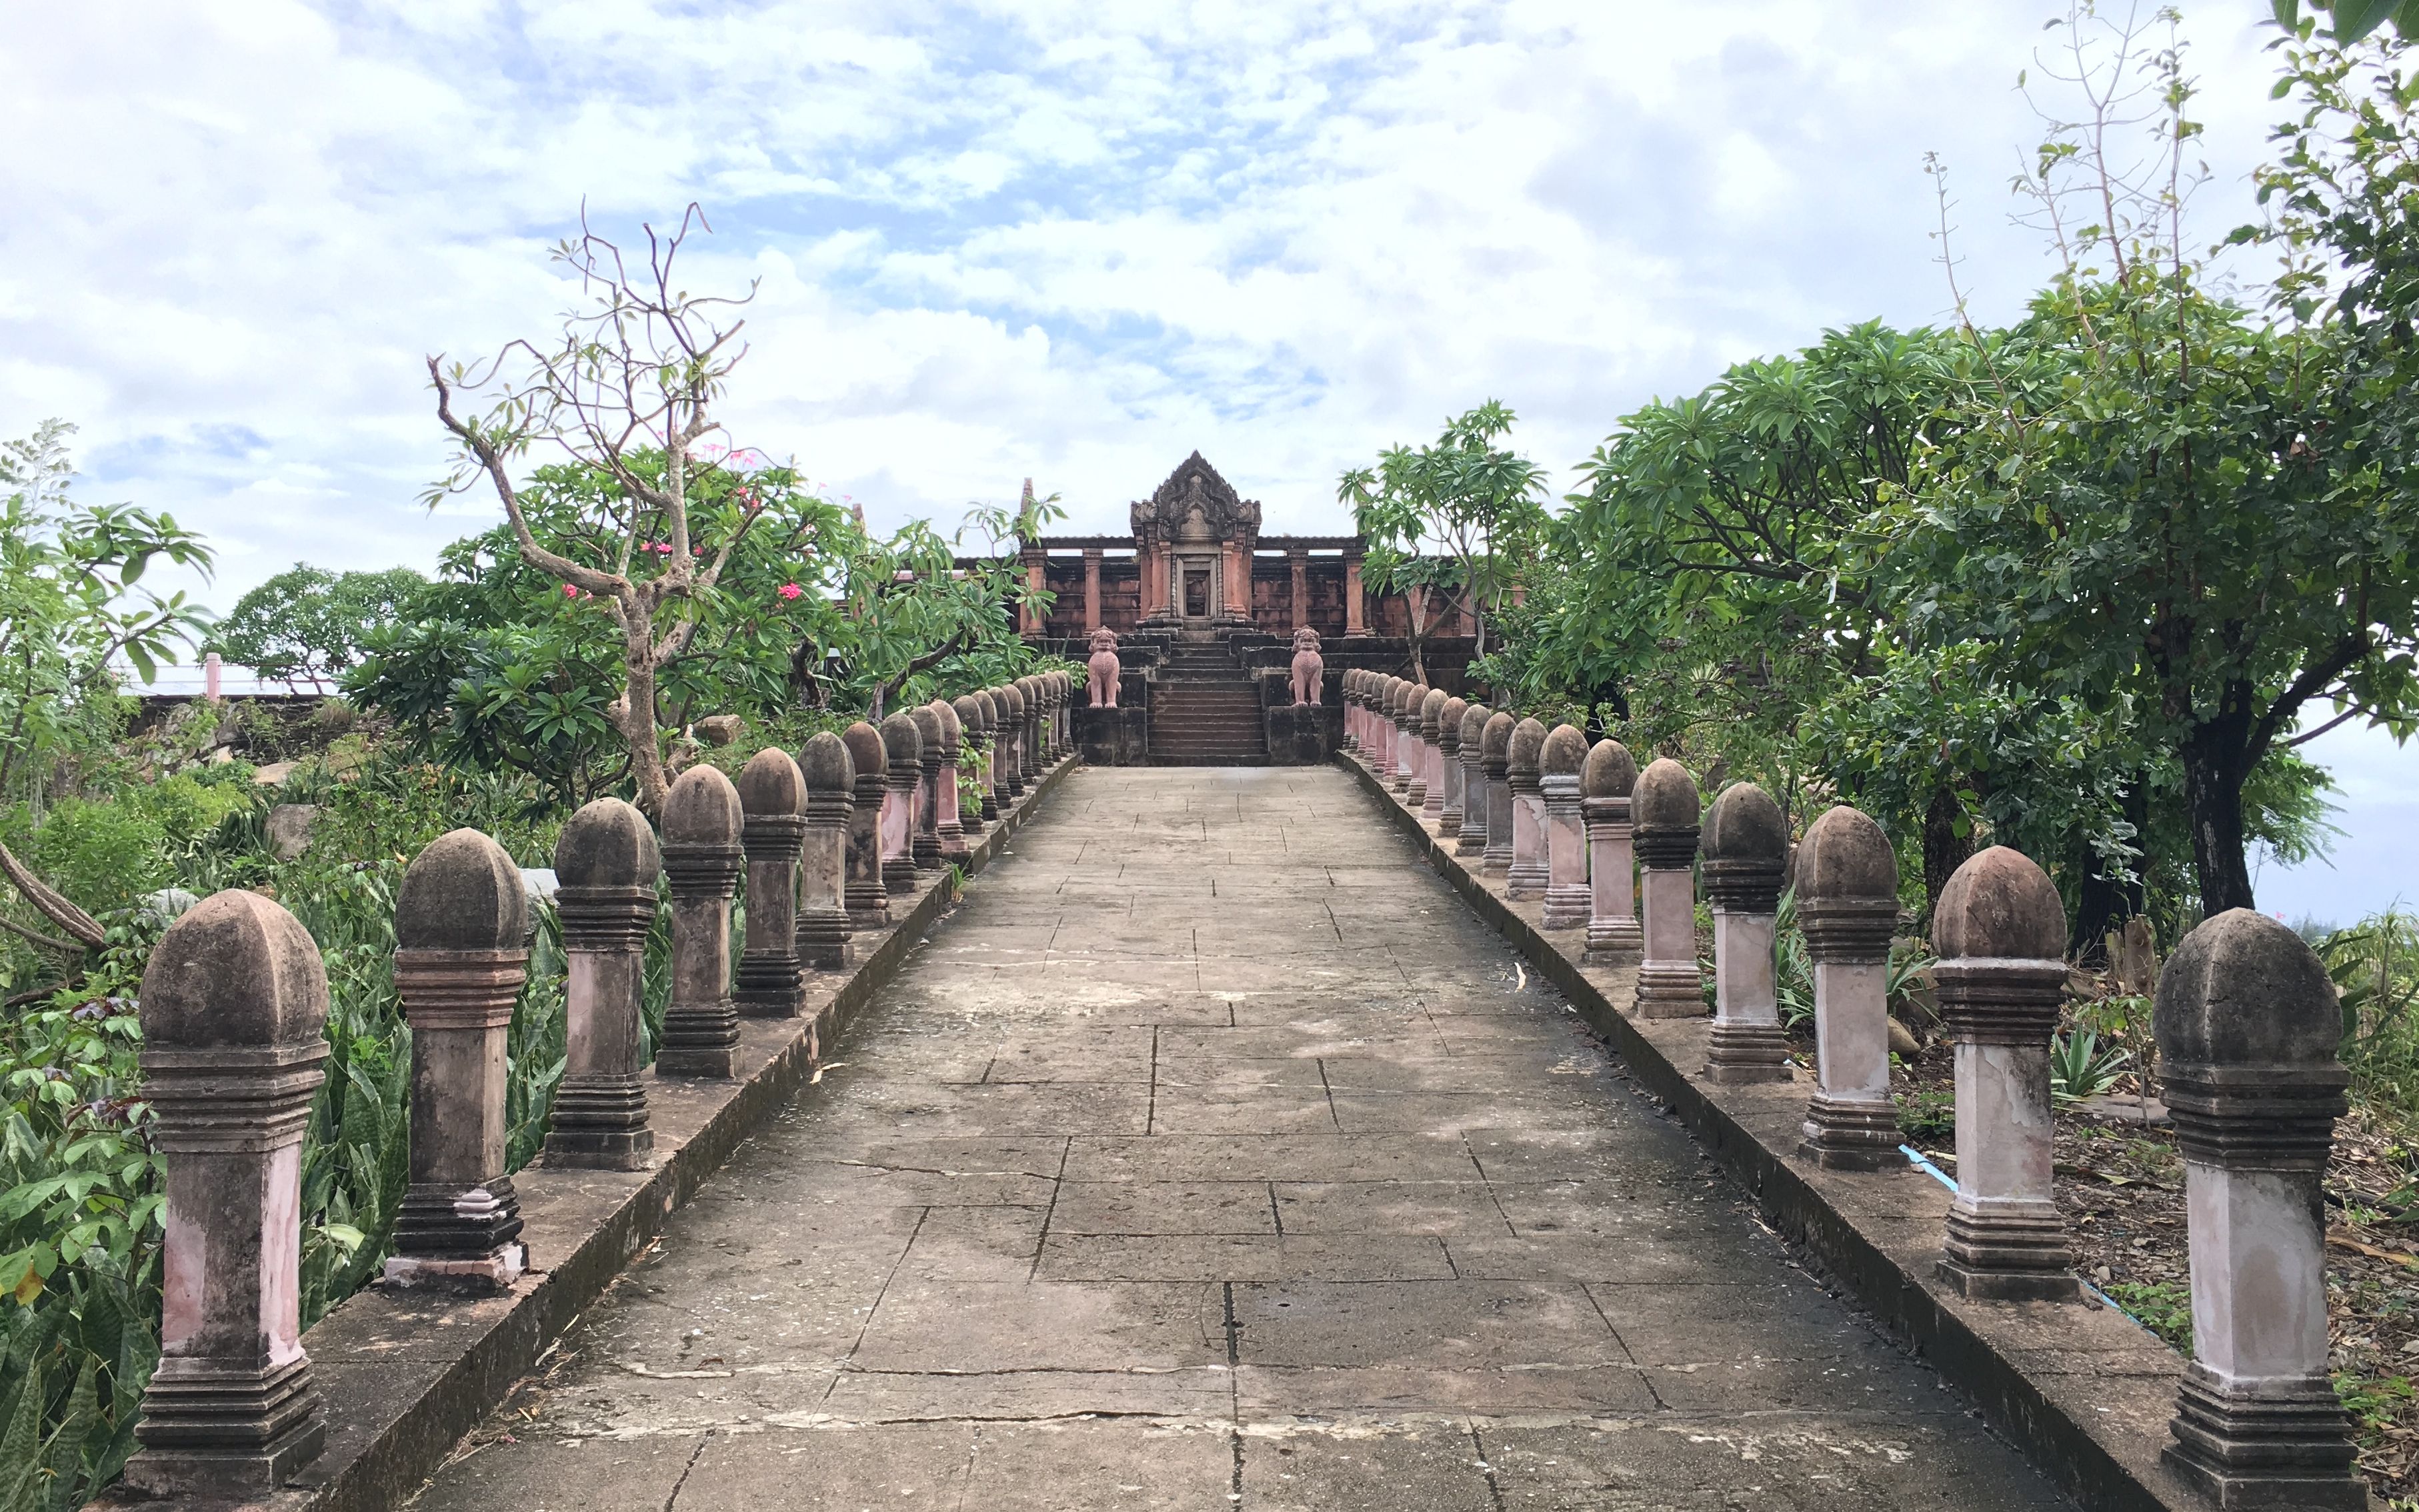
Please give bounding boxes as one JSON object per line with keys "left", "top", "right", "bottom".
{"left": 1087, "top": 627, "right": 1121, "bottom": 708}
{"left": 1290, "top": 627, "right": 1324, "bottom": 706}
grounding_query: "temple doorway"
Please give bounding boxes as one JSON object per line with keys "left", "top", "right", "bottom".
{"left": 1183, "top": 565, "right": 1210, "bottom": 619}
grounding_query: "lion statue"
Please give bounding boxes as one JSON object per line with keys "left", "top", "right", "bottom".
{"left": 1086, "top": 627, "right": 1122, "bottom": 708}
{"left": 1289, "top": 627, "right": 1324, "bottom": 707}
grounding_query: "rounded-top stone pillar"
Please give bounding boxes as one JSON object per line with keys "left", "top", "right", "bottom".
{"left": 909, "top": 703, "right": 945, "bottom": 869}
{"left": 126, "top": 890, "right": 331, "bottom": 1498}
{"left": 1700, "top": 782, "right": 1790, "bottom": 1081}
{"left": 1387, "top": 678, "right": 1414, "bottom": 790}
{"left": 971, "top": 689, "right": 1005, "bottom": 819}
{"left": 952, "top": 694, "right": 990, "bottom": 831}
{"left": 1932, "top": 846, "right": 2077, "bottom": 1300}
{"left": 931, "top": 699, "right": 969, "bottom": 860}
{"left": 1630, "top": 757, "right": 1704, "bottom": 1016}
{"left": 1436, "top": 695, "right": 1470, "bottom": 835}
{"left": 1342, "top": 669, "right": 1362, "bottom": 749}
{"left": 796, "top": 730, "right": 856, "bottom": 975}
{"left": 2155, "top": 909, "right": 2362, "bottom": 1508}
{"left": 995, "top": 682, "right": 1027, "bottom": 799}
{"left": 655, "top": 766, "right": 745, "bottom": 1078}
{"left": 733, "top": 747, "right": 807, "bottom": 1019}
{"left": 1454, "top": 703, "right": 1492, "bottom": 856}
{"left": 879, "top": 711, "right": 924, "bottom": 891}
{"left": 1480, "top": 710, "right": 1517, "bottom": 873}
{"left": 546, "top": 797, "right": 660, "bottom": 1169}
{"left": 842, "top": 720, "right": 891, "bottom": 927}
{"left": 1015, "top": 675, "right": 1043, "bottom": 777}
{"left": 1794, "top": 805, "right": 1904, "bottom": 1170}
{"left": 1540, "top": 724, "right": 1591, "bottom": 928}
{"left": 1582, "top": 738, "right": 1642, "bottom": 959}
{"left": 1417, "top": 687, "right": 1450, "bottom": 818}
{"left": 1504, "top": 717, "right": 1549, "bottom": 898}
{"left": 389, "top": 829, "right": 532, "bottom": 1281}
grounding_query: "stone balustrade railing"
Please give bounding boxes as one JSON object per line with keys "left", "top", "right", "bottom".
{"left": 111, "top": 683, "right": 1065, "bottom": 1506}
{"left": 1344, "top": 723, "right": 2366, "bottom": 1512}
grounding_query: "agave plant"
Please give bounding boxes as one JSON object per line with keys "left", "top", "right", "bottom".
{"left": 2050, "top": 1028, "right": 2132, "bottom": 1105}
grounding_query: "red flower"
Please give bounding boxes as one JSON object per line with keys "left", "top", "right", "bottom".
{"left": 777, "top": 583, "right": 803, "bottom": 601}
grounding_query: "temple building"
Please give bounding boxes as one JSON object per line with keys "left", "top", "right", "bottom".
{"left": 1007, "top": 451, "right": 1461, "bottom": 641}
{"left": 972, "top": 452, "right": 1480, "bottom": 764}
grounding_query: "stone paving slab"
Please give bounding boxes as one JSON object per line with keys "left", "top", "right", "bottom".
{"left": 408, "top": 767, "right": 2070, "bottom": 1510}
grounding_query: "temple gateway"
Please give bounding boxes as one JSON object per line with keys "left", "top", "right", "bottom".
{"left": 979, "top": 451, "right": 1478, "bottom": 764}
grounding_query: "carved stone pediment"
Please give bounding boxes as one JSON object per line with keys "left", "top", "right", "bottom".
{"left": 1131, "top": 451, "right": 1260, "bottom": 545}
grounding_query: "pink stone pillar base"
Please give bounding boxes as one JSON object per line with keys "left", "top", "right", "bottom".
{"left": 1506, "top": 793, "right": 1549, "bottom": 899}
{"left": 1632, "top": 864, "right": 1703, "bottom": 1016}
{"left": 1584, "top": 819, "right": 1641, "bottom": 959}
{"left": 1704, "top": 909, "right": 1790, "bottom": 1083}
{"left": 1798, "top": 959, "right": 1902, "bottom": 1168}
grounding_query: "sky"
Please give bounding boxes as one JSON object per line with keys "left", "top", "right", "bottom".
{"left": 1, "top": 1, "right": 2407, "bottom": 920}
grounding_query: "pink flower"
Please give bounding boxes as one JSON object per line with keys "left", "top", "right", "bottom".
{"left": 777, "top": 583, "right": 803, "bottom": 601}
{"left": 561, "top": 583, "right": 578, "bottom": 597}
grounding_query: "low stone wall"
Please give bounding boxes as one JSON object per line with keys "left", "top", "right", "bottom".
{"left": 1337, "top": 749, "right": 2251, "bottom": 1512}
{"left": 93, "top": 751, "right": 1077, "bottom": 1512}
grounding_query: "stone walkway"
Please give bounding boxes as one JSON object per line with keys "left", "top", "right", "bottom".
{"left": 411, "top": 767, "right": 2069, "bottom": 1511}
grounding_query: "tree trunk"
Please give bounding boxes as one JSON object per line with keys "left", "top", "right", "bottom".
{"left": 1921, "top": 785, "right": 1975, "bottom": 925}
{"left": 2070, "top": 778, "right": 2148, "bottom": 961}
{"left": 2182, "top": 730, "right": 2256, "bottom": 916}
{"left": 619, "top": 605, "right": 670, "bottom": 815}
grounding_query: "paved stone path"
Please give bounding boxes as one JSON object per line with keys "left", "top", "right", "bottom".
{"left": 413, "top": 767, "right": 2069, "bottom": 1510}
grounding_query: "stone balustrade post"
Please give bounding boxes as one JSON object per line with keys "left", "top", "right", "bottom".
{"left": 656, "top": 768, "right": 744, "bottom": 1077}
{"left": 389, "top": 829, "right": 533, "bottom": 1285}
{"left": 1795, "top": 805, "right": 1904, "bottom": 1171}
{"left": 1053, "top": 670, "right": 1072, "bottom": 755}
{"left": 1417, "top": 688, "right": 1448, "bottom": 818}
{"left": 1017, "top": 675, "right": 1043, "bottom": 779}
{"left": 1701, "top": 782, "right": 1790, "bottom": 1081}
{"left": 1437, "top": 696, "right": 1468, "bottom": 835}
{"left": 1342, "top": 670, "right": 1361, "bottom": 751}
{"left": 545, "top": 797, "right": 659, "bottom": 1169}
{"left": 733, "top": 749, "right": 807, "bottom": 1019}
{"left": 997, "top": 683, "right": 1027, "bottom": 799}
{"left": 879, "top": 711, "right": 924, "bottom": 893}
{"left": 972, "top": 689, "right": 1003, "bottom": 819}
{"left": 951, "top": 695, "right": 988, "bottom": 835}
{"left": 1582, "top": 739, "right": 1642, "bottom": 959}
{"left": 1630, "top": 758, "right": 1704, "bottom": 1016}
{"left": 1540, "top": 724, "right": 1590, "bottom": 928}
{"left": 1368, "top": 675, "right": 1391, "bottom": 771}
{"left": 1480, "top": 711, "right": 1516, "bottom": 873}
{"left": 124, "top": 891, "right": 331, "bottom": 1498}
{"left": 910, "top": 703, "right": 945, "bottom": 870}
{"left": 1932, "top": 846, "right": 2077, "bottom": 1300}
{"left": 1505, "top": 717, "right": 1549, "bottom": 899}
{"left": 1455, "top": 703, "right": 1491, "bottom": 856}
{"left": 842, "top": 721, "right": 891, "bottom": 929}
{"left": 795, "top": 730, "right": 855, "bottom": 972}
{"left": 2156, "top": 909, "right": 2363, "bottom": 1508}
{"left": 1393, "top": 681, "right": 1422, "bottom": 794}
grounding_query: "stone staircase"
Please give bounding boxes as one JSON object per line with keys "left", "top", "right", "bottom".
{"left": 1148, "top": 639, "right": 1268, "bottom": 764}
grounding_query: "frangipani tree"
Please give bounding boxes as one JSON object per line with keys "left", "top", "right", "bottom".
{"left": 427, "top": 206, "right": 781, "bottom": 813}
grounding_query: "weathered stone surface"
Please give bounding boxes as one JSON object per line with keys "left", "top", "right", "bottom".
{"left": 1504, "top": 717, "right": 1548, "bottom": 898}
{"left": 1701, "top": 781, "right": 1791, "bottom": 1085}
{"left": 545, "top": 797, "right": 659, "bottom": 1170}
{"left": 1630, "top": 758, "right": 1702, "bottom": 1018}
{"left": 657, "top": 766, "right": 744, "bottom": 1079}
{"left": 733, "top": 747, "right": 807, "bottom": 1020}
{"left": 2154, "top": 908, "right": 2362, "bottom": 1509}
{"left": 1479, "top": 710, "right": 1515, "bottom": 874}
{"left": 693, "top": 713, "right": 746, "bottom": 747}
{"left": 412, "top": 769, "right": 2064, "bottom": 1512}
{"left": 389, "top": 827, "right": 532, "bottom": 1287}
{"left": 795, "top": 729, "right": 854, "bottom": 975}
{"left": 1538, "top": 723, "right": 1588, "bottom": 928}
{"left": 127, "top": 889, "right": 331, "bottom": 1499}
{"left": 842, "top": 720, "right": 891, "bottom": 927}
{"left": 267, "top": 801, "right": 318, "bottom": 859}
{"left": 1932, "top": 846, "right": 2078, "bottom": 1302}
{"left": 879, "top": 710, "right": 924, "bottom": 892}
{"left": 1795, "top": 805, "right": 1904, "bottom": 1172}
{"left": 1580, "top": 737, "right": 1640, "bottom": 960}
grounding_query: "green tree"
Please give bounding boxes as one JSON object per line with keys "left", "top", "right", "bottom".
{"left": 209, "top": 563, "right": 427, "bottom": 691}
{"left": 0, "top": 421, "right": 213, "bottom": 951}
{"left": 1338, "top": 401, "right": 1548, "bottom": 677}
{"left": 428, "top": 207, "right": 799, "bottom": 813}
